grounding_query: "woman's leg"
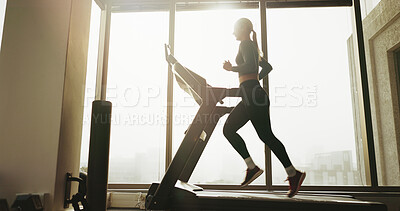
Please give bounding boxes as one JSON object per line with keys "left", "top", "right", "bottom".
{"left": 223, "top": 100, "right": 264, "bottom": 186}
{"left": 245, "top": 85, "right": 305, "bottom": 196}
{"left": 223, "top": 101, "right": 251, "bottom": 160}
{"left": 250, "top": 106, "right": 293, "bottom": 169}
{"left": 251, "top": 105, "right": 306, "bottom": 197}
{"left": 242, "top": 84, "right": 293, "bottom": 169}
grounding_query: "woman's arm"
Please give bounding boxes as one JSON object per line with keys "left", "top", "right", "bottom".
{"left": 258, "top": 57, "right": 273, "bottom": 80}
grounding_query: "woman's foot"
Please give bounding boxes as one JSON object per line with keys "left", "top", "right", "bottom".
{"left": 240, "top": 166, "right": 264, "bottom": 187}
{"left": 285, "top": 170, "right": 306, "bottom": 198}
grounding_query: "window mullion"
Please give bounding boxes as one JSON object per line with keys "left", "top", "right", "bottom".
{"left": 352, "top": 0, "right": 378, "bottom": 187}
{"left": 165, "top": 0, "right": 176, "bottom": 171}
{"left": 95, "top": 4, "right": 112, "bottom": 101}
{"left": 260, "top": 0, "right": 272, "bottom": 190}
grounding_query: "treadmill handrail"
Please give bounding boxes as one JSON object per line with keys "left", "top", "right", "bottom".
{"left": 164, "top": 44, "right": 242, "bottom": 104}
{"left": 164, "top": 44, "right": 208, "bottom": 103}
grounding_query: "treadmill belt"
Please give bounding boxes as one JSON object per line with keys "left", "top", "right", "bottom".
{"left": 171, "top": 189, "right": 387, "bottom": 211}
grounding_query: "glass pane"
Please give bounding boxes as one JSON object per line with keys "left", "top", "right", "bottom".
{"left": 267, "top": 7, "right": 364, "bottom": 186}
{"left": 106, "top": 12, "right": 168, "bottom": 183}
{"left": 0, "top": 0, "right": 6, "bottom": 51}
{"left": 174, "top": 8, "right": 266, "bottom": 185}
{"left": 80, "top": 2, "right": 102, "bottom": 173}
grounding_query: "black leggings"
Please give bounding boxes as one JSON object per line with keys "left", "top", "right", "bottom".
{"left": 223, "top": 79, "right": 292, "bottom": 168}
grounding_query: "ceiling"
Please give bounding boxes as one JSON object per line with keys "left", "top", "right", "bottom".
{"left": 94, "top": 0, "right": 352, "bottom": 12}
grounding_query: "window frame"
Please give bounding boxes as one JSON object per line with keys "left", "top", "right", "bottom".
{"left": 395, "top": 49, "right": 400, "bottom": 121}
{"left": 89, "top": 0, "right": 399, "bottom": 192}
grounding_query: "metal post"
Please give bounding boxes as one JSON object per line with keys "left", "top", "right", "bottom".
{"left": 353, "top": 0, "right": 378, "bottom": 187}
{"left": 165, "top": 0, "right": 176, "bottom": 171}
{"left": 260, "top": 0, "right": 272, "bottom": 190}
{"left": 87, "top": 100, "right": 112, "bottom": 211}
{"left": 88, "top": 4, "right": 113, "bottom": 210}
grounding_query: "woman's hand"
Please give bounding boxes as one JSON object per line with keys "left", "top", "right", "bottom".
{"left": 223, "top": 60, "right": 233, "bottom": 71}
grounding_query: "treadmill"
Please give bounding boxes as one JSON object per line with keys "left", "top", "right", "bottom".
{"left": 145, "top": 44, "right": 387, "bottom": 211}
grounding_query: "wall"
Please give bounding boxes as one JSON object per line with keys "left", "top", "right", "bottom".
{"left": 347, "top": 34, "right": 370, "bottom": 185}
{"left": 53, "top": 0, "right": 92, "bottom": 209}
{"left": 361, "top": 0, "right": 400, "bottom": 185}
{"left": 0, "top": 0, "right": 91, "bottom": 210}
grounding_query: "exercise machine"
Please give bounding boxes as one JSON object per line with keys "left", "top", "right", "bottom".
{"left": 145, "top": 44, "right": 387, "bottom": 211}
{"left": 0, "top": 199, "right": 9, "bottom": 211}
{"left": 64, "top": 100, "right": 112, "bottom": 211}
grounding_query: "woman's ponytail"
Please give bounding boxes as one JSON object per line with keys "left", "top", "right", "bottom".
{"left": 251, "top": 30, "right": 262, "bottom": 61}
{"left": 252, "top": 30, "right": 257, "bottom": 48}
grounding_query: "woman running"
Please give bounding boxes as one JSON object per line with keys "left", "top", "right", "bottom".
{"left": 222, "top": 18, "right": 306, "bottom": 198}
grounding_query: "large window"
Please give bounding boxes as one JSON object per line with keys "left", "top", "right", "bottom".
{"left": 80, "top": 2, "right": 102, "bottom": 172}
{"left": 174, "top": 9, "right": 265, "bottom": 185}
{"left": 0, "top": 0, "right": 6, "bottom": 51}
{"left": 106, "top": 12, "right": 168, "bottom": 183}
{"left": 267, "top": 7, "right": 363, "bottom": 185}
{"left": 81, "top": 0, "right": 399, "bottom": 191}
